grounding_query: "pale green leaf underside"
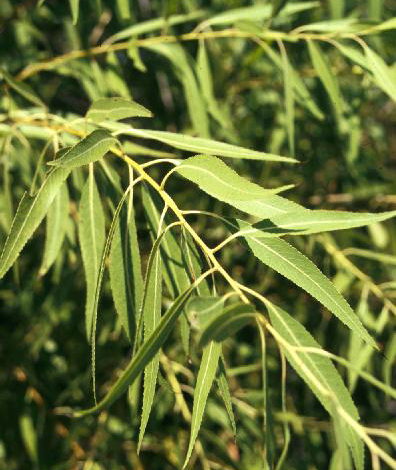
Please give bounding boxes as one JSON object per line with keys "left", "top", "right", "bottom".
{"left": 175, "top": 155, "right": 293, "bottom": 204}
{"left": 242, "top": 232, "right": 377, "bottom": 349}
{"left": 120, "top": 128, "right": 297, "bottom": 162}
{"left": 267, "top": 303, "right": 364, "bottom": 470}
{"left": 0, "top": 167, "right": 70, "bottom": 279}
{"left": 87, "top": 97, "right": 152, "bottom": 123}
{"left": 48, "top": 130, "right": 117, "bottom": 169}
{"left": 184, "top": 340, "right": 222, "bottom": 468}
{"left": 365, "top": 46, "right": 396, "bottom": 102}
{"left": 240, "top": 209, "right": 396, "bottom": 237}
{"left": 73, "top": 284, "right": 197, "bottom": 418}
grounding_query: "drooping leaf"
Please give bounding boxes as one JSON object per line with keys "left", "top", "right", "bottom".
{"left": 307, "top": 40, "right": 344, "bottom": 115}
{"left": 1, "top": 69, "right": 45, "bottom": 108}
{"left": 72, "top": 283, "right": 198, "bottom": 418}
{"left": 86, "top": 97, "right": 152, "bottom": 123}
{"left": 40, "top": 182, "right": 69, "bottom": 275}
{"left": 216, "top": 356, "right": 237, "bottom": 437}
{"left": 78, "top": 171, "right": 105, "bottom": 341}
{"left": 116, "top": 0, "right": 130, "bottom": 20}
{"left": 238, "top": 209, "right": 396, "bottom": 237}
{"left": 186, "top": 296, "right": 226, "bottom": 329}
{"left": 198, "top": 303, "right": 256, "bottom": 347}
{"left": 196, "top": 41, "right": 230, "bottom": 129}
{"left": 109, "top": 199, "right": 143, "bottom": 342}
{"left": 138, "top": 245, "right": 162, "bottom": 451}
{"left": 242, "top": 231, "right": 377, "bottom": 349}
{"left": 175, "top": 155, "right": 293, "bottom": 205}
{"left": 120, "top": 128, "right": 297, "bottom": 162}
{"left": 48, "top": 130, "right": 117, "bottom": 169}
{"left": 280, "top": 43, "right": 295, "bottom": 156}
{"left": 267, "top": 303, "right": 364, "bottom": 470}
{"left": 143, "top": 43, "right": 209, "bottom": 137}
{"left": 183, "top": 340, "right": 222, "bottom": 468}
{"left": 105, "top": 10, "right": 207, "bottom": 45}
{"left": 69, "top": 0, "right": 79, "bottom": 24}
{"left": 0, "top": 167, "right": 70, "bottom": 279}
{"left": 364, "top": 46, "right": 396, "bottom": 102}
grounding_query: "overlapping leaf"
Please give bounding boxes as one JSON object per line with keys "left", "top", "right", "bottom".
{"left": 267, "top": 303, "right": 364, "bottom": 470}
{"left": 86, "top": 97, "right": 152, "bottom": 123}
{"left": 48, "top": 130, "right": 116, "bottom": 169}
{"left": 242, "top": 230, "right": 377, "bottom": 348}
{"left": 120, "top": 128, "right": 297, "bottom": 162}
{"left": 78, "top": 172, "right": 105, "bottom": 341}
{"left": 0, "top": 167, "right": 70, "bottom": 279}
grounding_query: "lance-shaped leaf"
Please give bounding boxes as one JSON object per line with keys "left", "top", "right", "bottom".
{"left": 86, "top": 97, "right": 152, "bottom": 123}
{"left": 72, "top": 283, "right": 198, "bottom": 418}
{"left": 40, "top": 182, "right": 70, "bottom": 275}
{"left": 120, "top": 128, "right": 297, "bottom": 162}
{"left": 109, "top": 200, "right": 143, "bottom": 342}
{"left": 1, "top": 69, "right": 45, "bottom": 107}
{"left": 0, "top": 167, "right": 70, "bottom": 279}
{"left": 143, "top": 43, "right": 209, "bottom": 137}
{"left": 48, "top": 130, "right": 117, "bottom": 169}
{"left": 78, "top": 172, "right": 105, "bottom": 341}
{"left": 267, "top": 303, "right": 364, "bottom": 470}
{"left": 69, "top": 0, "right": 79, "bottom": 24}
{"left": 138, "top": 246, "right": 162, "bottom": 451}
{"left": 238, "top": 209, "right": 396, "bottom": 237}
{"left": 307, "top": 40, "right": 344, "bottom": 115}
{"left": 364, "top": 46, "right": 396, "bottom": 103}
{"left": 105, "top": 10, "right": 207, "bottom": 45}
{"left": 242, "top": 231, "right": 377, "bottom": 349}
{"left": 216, "top": 356, "right": 237, "bottom": 437}
{"left": 198, "top": 303, "right": 257, "bottom": 347}
{"left": 175, "top": 155, "right": 293, "bottom": 203}
{"left": 183, "top": 340, "right": 222, "bottom": 468}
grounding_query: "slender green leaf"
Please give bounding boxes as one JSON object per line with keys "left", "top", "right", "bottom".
{"left": 216, "top": 356, "right": 237, "bottom": 437}
{"left": 86, "top": 97, "right": 152, "bottom": 123}
{"left": 198, "top": 303, "right": 256, "bottom": 347}
{"left": 307, "top": 40, "right": 344, "bottom": 115}
{"left": 39, "top": 182, "right": 69, "bottom": 275}
{"left": 19, "top": 415, "right": 38, "bottom": 464}
{"left": 186, "top": 296, "right": 226, "bottom": 329}
{"left": 239, "top": 209, "right": 396, "bottom": 237}
{"left": 175, "top": 155, "right": 293, "bottom": 206}
{"left": 138, "top": 246, "right": 162, "bottom": 451}
{"left": 280, "top": 43, "right": 295, "bottom": 156}
{"left": 48, "top": 130, "right": 117, "bottom": 169}
{"left": 183, "top": 340, "right": 222, "bottom": 468}
{"left": 1, "top": 69, "right": 45, "bottom": 107}
{"left": 72, "top": 284, "right": 198, "bottom": 417}
{"left": 0, "top": 167, "right": 70, "bottom": 279}
{"left": 365, "top": 46, "right": 396, "bottom": 102}
{"left": 143, "top": 43, "right": 209, "bottom": 137}
{"left": 105, "top": 11, "right": 207, "bottom": 45}
{"left": 120, "top": 128, "right": 297, "bottom": 162}
{"left": 109, "top": 199, "right": 143, "bottom": 342}
{"left": 196, "top": 41, "right": 230, "bottom": 128}
{"left": 242, "top": 232, "right": 377, "bottom": 349}
{"left": 78, "top": 172, "right": 105, "bottom": 341}
{"left": 116, "top": 0, "right": 130, "bottom": 20}
{"left": 267, "top": 303, "right": 364, "bottom": 470}
{"left": 69, "top": 0, "right": 79, "bottom": 24}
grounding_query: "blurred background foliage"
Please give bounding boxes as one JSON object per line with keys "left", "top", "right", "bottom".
{"left": 1, "top": 0, "right": 396, "bottom": 469}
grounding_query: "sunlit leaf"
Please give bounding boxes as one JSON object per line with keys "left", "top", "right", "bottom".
{"left": 267, "top": 302, "right": 364, "bottom": 470}
{"left": 48, "top": 130, "right": 117, "bottom": 169}
{"left": 365, "top": 46, "right": 396, "bottom": 102}
{"left": 78, "top": 171, "right": 105, "bottom": 341}
{"left": 86, "top": 97, "right": 152, "bottom": 123}
{"left": 0, "top": 167, "right": 70, "bottom": 279}
{"left": 242, "top": 232, "right": 377, "bottom": 349}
